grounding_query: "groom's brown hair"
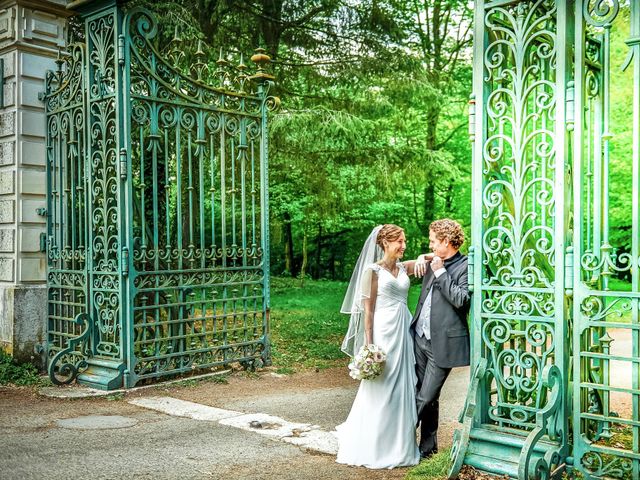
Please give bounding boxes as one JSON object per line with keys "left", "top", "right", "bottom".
{"left": 429, "top": 219, "right": 464, "bottom": 250}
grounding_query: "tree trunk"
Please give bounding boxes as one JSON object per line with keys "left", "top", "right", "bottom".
{"left": 329, "top": 247, "right": 336, "bottom": 280}
{"left": 314, "top": 224, "right": 322, "bottom": 279}
{"left": 300, "top": 229, "right": 308, "bottom": 287}
{"left": 445, "top": 181, "right": 454, "bottom": 210}
{"left": 426, "top": 107, "right": 440, "bottom": 148}
{"left": 423, "top": 183, "right": 436, "bottom": 232}
{"left": 283, "top": 211, "right": 294, "bottom": 276}
{"left": 423, "top": 103, "right": 441, "bottom": 231}
{"left": 260, "top": 0, "right": 285, "bottom": 59}
{"left": 196, "top": 0, "right": 218, "bottom": 41}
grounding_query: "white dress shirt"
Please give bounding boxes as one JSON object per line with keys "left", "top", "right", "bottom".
{"left": 415, "top": 267, "right": 446, "bottom": 339}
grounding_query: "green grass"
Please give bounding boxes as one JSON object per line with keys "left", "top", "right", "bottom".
{"left": 171, "top": 372, "right": 230, "bottom": 388}
{"left": 0, "top": 350, "right": 48, "bottom": 386}
{"left": 406, "top": 449, "right": 451, "bottom": 480}
{"left": 562, "top": 471, "right": 585, "bottom": 480}
{"left": 275, "top": 367, "right": 295, "bottom": 375}
{"left": 269, "top": 276, "right": 423, "bottom": 371}
{"left": 597, "top": 422, "right": 633, "bottom": 451}
{"left": 269, "top": 276, "right": 347, "bottom": 370}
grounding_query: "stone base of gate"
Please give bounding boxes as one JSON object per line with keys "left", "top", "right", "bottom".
{"left": 0, "top": 284, "right": 46, "bottom": 369}
{"left": 452, "top": 426, "right": 565, "bottom": 479}
{"left": 77, "top": 358, "right": 125, "bottom": 391}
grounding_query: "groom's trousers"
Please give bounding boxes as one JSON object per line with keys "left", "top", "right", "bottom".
{"left": 414, "top": 334, "right": 451, "bottom": 455}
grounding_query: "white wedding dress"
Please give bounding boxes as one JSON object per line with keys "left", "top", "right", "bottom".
{"left": 336, "top": 263, "right": 420, "bottom": 469}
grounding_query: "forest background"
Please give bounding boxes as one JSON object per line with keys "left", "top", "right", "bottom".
{"left": 127, "top": 0, "right": 634, "bottom": 283}
{"left": 127, "top": 0, "right": 474, "bottom": 281}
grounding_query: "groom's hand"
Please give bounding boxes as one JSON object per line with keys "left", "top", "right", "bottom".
{"left": 431, "top": 255, "right": 444, "bottom": 271}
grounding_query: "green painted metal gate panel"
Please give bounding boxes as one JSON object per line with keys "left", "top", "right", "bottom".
{"left": 572, "top": 1, "right": 639, "bottom": 478}
{"left": 124, "top": 8, "right": 274, "bottom": 384}
{"left": 45, "top": 1, "right": 276, "bottom": 389}
{"left": 45, "top": 42, "right": 92, "bottom": 383}
{"left": 455, "top": 1, "right": 640, "bottom": 479}
{"left": 451, "top": 2, "right": 571, "bottom": 478}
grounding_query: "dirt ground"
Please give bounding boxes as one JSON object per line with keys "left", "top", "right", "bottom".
{"left": 4, "top": 328, "right": 637, "bottom": 479}
{"left": 143, "top": 365, "right": 355, "bottom": 402}
{"left": 0, "top": 367, "right": 427, "bottom": 480}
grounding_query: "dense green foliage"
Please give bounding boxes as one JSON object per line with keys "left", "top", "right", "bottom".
{"left": 608, "top": 9, "right": 634, "bottom": 259}
{"left": 132, "top": 0, "right": 474, "bottom": 280}
{"left": 127, "top": 2, "right": 636, "bottom": 282}
{"left": 0, "top": 350, "right": 46, "bottom": 386}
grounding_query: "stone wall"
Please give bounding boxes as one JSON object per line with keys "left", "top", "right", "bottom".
{"left": 0, "top": 0, "right": 70, "bottom": 366}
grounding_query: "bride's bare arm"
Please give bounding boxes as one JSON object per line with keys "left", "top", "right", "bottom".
{"left": 403, "top": 260, "right": 419, "bottom": 276}
{"left": 403, "top": 253, "right": 434, "bottom": 277}
{"left": 363, "top": 272, "right": 378, "bottom": 345}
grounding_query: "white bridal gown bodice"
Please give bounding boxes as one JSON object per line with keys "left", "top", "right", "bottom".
{"left": 335, "top": 263, "right": 420, "bottom": 469}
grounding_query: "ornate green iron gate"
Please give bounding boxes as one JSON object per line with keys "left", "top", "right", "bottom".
{"left": 44, "top": 1, "right": 276, "bottom": 389}
{"left": 453, "top": 1, "right": 640, "bottom": 479}
{"left": 573, "top": 1, "right": 639, "bottom": 477}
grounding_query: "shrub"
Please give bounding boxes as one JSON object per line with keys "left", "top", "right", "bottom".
{"left": 0, "top": 350, "right": 45, "bottom": 386}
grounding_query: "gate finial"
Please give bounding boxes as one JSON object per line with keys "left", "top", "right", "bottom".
{"left": 250, "top": 48, "right": 275, "bottom": 83}
{"left": 191, "top": 39, "right": 208, "bottom": 82}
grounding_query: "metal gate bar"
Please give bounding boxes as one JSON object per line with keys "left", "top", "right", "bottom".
{"left": 45, "top": 1, "right": 276, "bottom": 389}
{"left": 453, "top": 1, "right": 640, "bottom": 479}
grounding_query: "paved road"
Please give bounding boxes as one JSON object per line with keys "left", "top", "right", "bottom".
{"left": 4, "top": 327, "right": 636, "bottom": 480}
{"left": 0, "top": 366, "right": 470, "bottom": 480}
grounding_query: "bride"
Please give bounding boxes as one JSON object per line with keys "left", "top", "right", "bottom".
{"left": 336, "top": 224, "right": 425, "bottom": 469}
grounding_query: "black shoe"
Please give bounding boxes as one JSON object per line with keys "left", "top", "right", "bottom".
{"left": 420, "top": 449, "right": 437, "bottom": 459}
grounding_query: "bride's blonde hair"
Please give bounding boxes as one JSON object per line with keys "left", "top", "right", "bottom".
{"left": 376, "top": 224, "right": 404, "bottom": 250}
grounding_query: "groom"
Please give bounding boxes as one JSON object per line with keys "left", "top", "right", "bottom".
{"left": 411, "top": 219, "right": 470, "bottom": 458}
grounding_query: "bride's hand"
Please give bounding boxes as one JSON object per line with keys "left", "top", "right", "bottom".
{"left": 414, "top": 253, "right": 434, "bottom": 278}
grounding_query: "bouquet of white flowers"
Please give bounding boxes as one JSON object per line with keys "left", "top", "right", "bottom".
{"left": 348, "top": 344, "right": 387, "bottom": 380}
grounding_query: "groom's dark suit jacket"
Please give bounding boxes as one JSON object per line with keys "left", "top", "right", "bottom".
{"left": 410, "top": 251, "right": 470, "bottom": 368}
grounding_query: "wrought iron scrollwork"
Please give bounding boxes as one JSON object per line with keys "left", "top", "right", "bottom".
{"left": 123, "top": 7, "right": 274, "bottom": 383}
{"left": 44, "top": 3, "right": 275, "bottom": 388}
{"left": 580, "top": 295, "right": 632, "bottom": 323}
{"left": 48, "top": 313, "right": 91, "bottom": 385}
{"left": 581, "top": 451, "right": 633, "bottom": 479}
{"left": 518, "top": 365, "right": 563, "bottom": 479}
{"left": 583, "top": 0, "right": 620, "bottom": 27}
{"left": 448, "top": 359, "right": 487, "bottom": 480}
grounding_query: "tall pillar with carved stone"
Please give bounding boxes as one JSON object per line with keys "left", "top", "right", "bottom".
{"left": 0, "top": 0, "right": 70, "bottom": 366}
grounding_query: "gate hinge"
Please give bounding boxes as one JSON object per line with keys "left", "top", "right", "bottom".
{"left": 566, "top": 81, "right": 575, "bottom": 132}
{"left": 118, "top": 35, "right": 125, "bottom": 66}
{"left": 34, "top": 342, "right": 47, "bottom": 356}
{"left": 40, "top": 232, "right": 47, "bottom": 252}
{"left": 119, "top": 148, "right": 127, "bottom": 180}
{"left": 564, "top": 246, "right": 574, "bottom": 296}
{"left": 122, "top": 247, "right": 129, "bottom": 276}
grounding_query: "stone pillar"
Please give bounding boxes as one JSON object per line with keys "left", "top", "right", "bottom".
{"left": 0, "top": 0, "right": 70, "bottom": 366}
